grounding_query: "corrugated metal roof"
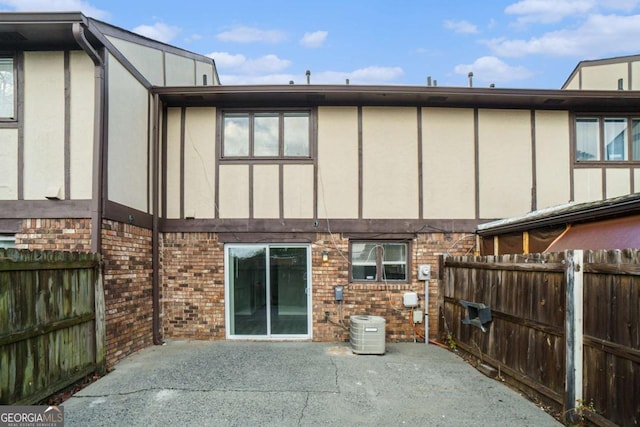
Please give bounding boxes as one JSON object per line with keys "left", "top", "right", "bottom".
{"left": 545, "top": 214, "right": 640, "bottom": 252}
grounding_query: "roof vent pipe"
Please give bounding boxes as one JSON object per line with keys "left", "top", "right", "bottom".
{"left": 346, "top": 78, "right": 350, "bottom": 85}
{"left": 490, "top": 83, "right": 495, "bottom": 88}
{"left": 433, "top": 79, "right": 437, "bottom": 87}
{"left": 618, "top": 78, "right": 624, "bottom": 90}
{"left": 306, "top": 69, "right": 311, "bottom": 84}
{"left": 289, "top": 80, "right": 294, "bottom": 85}
{"left": 427, "top": 76, "right": 432, "bottom": 87}
{"left": 468, "top": 71, "right": 474, "bottom": 88}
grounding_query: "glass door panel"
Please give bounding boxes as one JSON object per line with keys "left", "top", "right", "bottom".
{"left": 226, "top": 244, "right": 310, "bottom": 338}
{"left": 270, "top": 247, "right": 308, "bottom": 335}
{"left": 228, "top": 246, "right": 267, "bottom": 336}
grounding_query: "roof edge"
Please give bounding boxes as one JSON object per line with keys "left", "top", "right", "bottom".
{"left": 477, "top": 193, "right": 640, "bottom": 235}
{"left": 0, "top": 11, "right": 87, "bottom": 24}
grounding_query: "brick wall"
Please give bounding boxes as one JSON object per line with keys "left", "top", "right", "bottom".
{"left": 161, "top": 232, "right": 225, "bottom": 339}
{"left": 15, "top": 218, "right": 91, "bottom": 251}
{"left": 101, "top": 220, "right": 153, "bottom": 367}
{"left": 159, "top": 231, "right": 476, "bottom": 344}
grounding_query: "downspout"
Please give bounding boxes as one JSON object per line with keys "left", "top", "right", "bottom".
{"left": 151, "top": 93, "right": 162, "bottom": 345}
{"left": 72, "top": 23, "right": 104, "bottom": 254}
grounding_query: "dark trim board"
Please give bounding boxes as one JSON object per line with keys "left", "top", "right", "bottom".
{"left": 103, "top": 200, "right": 153, "bottom": 229}
{"left": 218, "top": 232, "right": 316, "bottom": 243}
{"left": 160, "top": 218, "right": 482, "bottom": 234}
{"left": 0, "top": 200, "right": 92, "bottom": 218}
{"left": 0, "top": 219, "right": 22, "bottom": 233}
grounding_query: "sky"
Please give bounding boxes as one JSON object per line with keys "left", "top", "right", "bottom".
{"left": 2, "top": 0, "right": 640, "bottom": 88}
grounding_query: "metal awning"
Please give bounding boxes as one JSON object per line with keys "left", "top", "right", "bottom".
{"left": 546, "top": 214, "right": 640, "bottom": 252}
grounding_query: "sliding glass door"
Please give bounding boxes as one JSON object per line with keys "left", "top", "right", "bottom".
{"left": 226, "top": 244, "right": 311, "bottom": 338}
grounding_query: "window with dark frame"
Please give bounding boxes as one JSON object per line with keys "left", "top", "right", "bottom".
{"left": 0, "top": 56, "right": 15, "bottom": 119}
{"left": 350, "top": 241, "right": 409, "bottom": 283}
{"left": 222, "top": 111, "right": 311, "bottom": 159}
{"left": 575, "top": 116, "right": 640, "bottom": 162}
{"left": 0, "top": 234, "right": 15, "bottom": 249}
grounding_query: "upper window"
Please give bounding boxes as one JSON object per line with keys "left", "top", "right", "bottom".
{"left": 222, "top": 111, "right": 310, "bottom": 159}
{"left": 350, "top": 241, "right": 409, "bottom": 283}
{"left": 0, "top": 56, "right": 15, "bottom": 119}
{"left": 576, "top": 116, "right": 640, "bottom": 162}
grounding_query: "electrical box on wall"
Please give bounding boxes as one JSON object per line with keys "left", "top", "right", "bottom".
{"left": 334, "top": 285, "right": 344, "bottom": 301}
{"left": 403, "top": 292, "right": 418, "bottom": 307}
{"left": 418, "top": 264, "right": 431, "bottom": 281}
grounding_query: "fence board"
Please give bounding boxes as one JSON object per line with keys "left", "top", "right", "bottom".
{"left": 442, "top": 249, "right": 640, "bottom": 426}
{"left": 0, "top": 249, "right": 103, "bottom": 405}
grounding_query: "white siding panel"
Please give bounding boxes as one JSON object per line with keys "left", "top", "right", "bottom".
{"left": 422, "top": 108, "right": 475, "bottom": 219}
{"left": 535, "top": 111, "right": 571, "bottom": 209}
{"left": 107, "top": 36, "right": 164, "bottom": 86}
{"left": 283, "top": 165, "right": 314, "bottom": 218}
{"left": 23, "top": 52, "right": 65, "bottom": 200}
{"left": 166, "top": 53, "right": 195, "bottom": 86}
{"left": 317, "top": 107, "right": 359, "bottom": 218}
{"left": 184, "top": 108, "right": 216, "bottom": 218}
{"left": 573, "top": 169, "right": 603, "bottom": 203}
{"left": 165, "top": 108, "right": 182, "bottom": 219}
{"left": 0, "top": 129, "right": 18, "bottom": 199}
{"left": 107, "top": 56, "right": 149, "bottom": 212}
{"left": 219, "top": 165, "right": 249, "bottom": 218}
{"left": 362, "top": 107, "right": 419, "bottom": 219}
{"left": 478, "top": 109, "right": 532, "bottom": 218}
{"left": 606, "top": 169, "right": 630, "bottom": 198}
{"left": 253, "top": 165, "right": 280, "bottom": 218}
{"left": 69, "top": 51, "right": 94, "bottom": 199}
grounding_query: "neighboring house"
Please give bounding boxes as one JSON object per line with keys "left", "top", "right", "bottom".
{"left": 476, "top": 192, "right": 640, "bottom": 255}
{"left": 1, "top": 12, "right": 639, "bottom": 368}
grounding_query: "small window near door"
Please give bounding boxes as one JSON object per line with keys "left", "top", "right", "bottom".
{"left": 350, "top": 241, "right": 409, "bottom": 283}
{"left": 0, "top": 234, "right": 15, "bottom": 249}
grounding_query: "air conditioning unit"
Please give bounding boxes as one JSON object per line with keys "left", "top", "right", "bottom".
{"left": 350, "top": 315, "right": 386, "bottom": 355}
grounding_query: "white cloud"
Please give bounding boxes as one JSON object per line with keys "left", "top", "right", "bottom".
{"left": 443, "top": 19, "right": 479, "bottom": 34}
{"left": 505, "top": 0, "right": 596, "bottom": 24}
{"left": 207, "top": 52, "right": 291, "bottom": 75}
{"left": 487, "top": 13, "right": 640, "bottom": 57}
{"left": 216, "top": 26, "right": 286, "bottom": 43}
{"left": 300, "top": 31, "right": 328, "bottom": 48}
{"left": 454, "top": 56, "right": 534, "bottom": 84}
{"left": 0, "top": 0, "right": 109, "bottom": 19}
{"left": 132, "top": 22, "right": 181, "bottom": 43}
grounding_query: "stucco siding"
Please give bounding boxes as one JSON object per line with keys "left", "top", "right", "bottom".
{"left": 253, "top": 165, "right": 280, "bottom": 218}
{"left": 165, "top": 108, "right": 182, "bottom": 219}
{"left": 0, "top": 129, "right": 18, "bottom": 199}
{"left": 184, "top": 108, "right": 216, "bottom": 218}
{"left": 478, "top": 109, "right": 532, "bottom": 218}
{"left": 166, "top": 53, "right": 195, "bottom": 86}
{"left": 632, "top": 61, "right": 640, "bottom": 90}
{"left": 581, "top": 63, "right": 627, "bottom": 90}
{"left": 195, "top": 60, "right": 214, "bottom": 86}
{"left": 317, "top": 107, "right": 359, "bottom": 219}
{"left": 606, "top": 168, "right": 630, "bottom": 198}
{"left": 107, "top": 36, "right": 164, "bottom": 86}
{"left": 219, "top": 165, "right": 249, "bottom": 218}
{"left": 283, "top": 165, "right": 314, "bottom": 218}
{"left": 573, "top": 169, "right": 603, "bottom": 203}
{"left": 422, "top": 107, "right": 475, "bottom": 219}
{"left": 107, "top": 56, "right": 149, "bottom": 212}
{"left": 23, "top": 52, "right": 65, "bottom": 200}
{"left": 362, "top": 107, "right": 419, "bottom": 219}
{"left": 69, "top": 51, "right": 94, "bottom": 200}
{"left": 535, "top": 110, "right": 570, "bottom": 209}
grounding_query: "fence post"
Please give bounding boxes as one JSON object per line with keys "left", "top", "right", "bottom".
{"left": 565, "top": 249, "right": 583, "bottom": 424}
{"left": 94, "top": 259, "right": 106, "bottom": 374}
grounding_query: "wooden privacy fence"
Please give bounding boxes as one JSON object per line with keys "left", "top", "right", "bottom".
{"left": 0, "top": 249, "right": 105, "bottom": 405}
{"left": 440, "top": 249, "right": 639, "bottom": 426}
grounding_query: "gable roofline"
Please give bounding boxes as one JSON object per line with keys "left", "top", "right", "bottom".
{"left": 152, "top": 83, "right": 640, "bottom": 111}
{"left": 477, "top": 193, "right": 640, "bottom": 236}
{"left": 561, "top": 53, "right": 640, "bottom": 89}
{"left": 0, "top": 11, "right": 217, "bottom": 83}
